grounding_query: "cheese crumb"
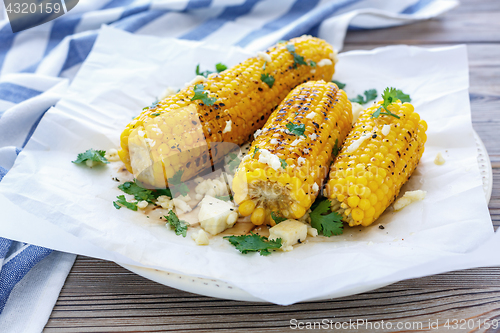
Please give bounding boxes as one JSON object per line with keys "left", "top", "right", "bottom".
{"left": 317, "top": 58, "right": 333, "bottom": 67}
{"left": 270, "top": 138, "right": 278, "bottom": 145}
{"left": 312, "top": 182, "right": 319, "bottom": 192}
{"left": 172, "top": 196, "right": 192, "bottom": 214}
{"left": 297, "top": 157, "right": 306, "bottom": 166}
{"left": 222, "top": 120, "right": 232, "bottom": 134}
{"left": 258, "top": 148, "right": 281, "bottom": 170}
{"left": 159, "top": 87, "right": 177, "bottom": 100}
{"left": 191, "top": 229, "right": 209, "bottom": 246}
{"left": 306, "top": 112, "right": 316, "bottom": 119}
{"left": 329, "top": 51, "right": 339, "bottom": 64}
{"left": 345, "top": 133, "right": 371, "bottom": 153}
{"left": 105, "top": 148, "right": 121, "bottom": 162}
{"left": 434, "top": 152, "right": 446, "bottom": 165}
{"left": 269, "top": 220, "right": 307, "bottom": 252}
{"left": 382, "top": 124, "right": 391, "bottom": 136}
{"left": 137, "top": 200, "right": 148, "bottom": 210}
{"left": 309, "top": 133, "right": 318, "bottom": 140}
{"left": 291, "top": 137, "right": 303, "bottom": 146}
{"left": 254, "top": 129, "right": 263, "bottom": 139}
{"left": 257, "top": 51, "right": 272, "bottom": 63}
{"left": 394, "top": 190, "right": 426, "bottom": 211}
{"left": 307, "top": 225, "right": 318, "bottom": 237}
{"left": 186, "top": 75, "right": 206, "bottom": 87}
{"left": 310, "top": 69, "right": 316, "bottom": 74}
{"left": 156, "top": 195, "right": 174, "bottom": 210}
{"left": 351, "top": 102, "right": 364, "bottom": 124}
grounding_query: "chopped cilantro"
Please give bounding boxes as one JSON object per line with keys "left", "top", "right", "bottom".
{"left": 191, "top": 84, "right": 216, "bottom": 106}
{"left": 165, "top": 210, "right": 189, "bottom": 237}
{"left": 286, "top": 122, "right": 306, "bottom": 137}
{"left": 332, "top": 138, "right": 339, "bottom": 157}
{"left": 331, "top": 80, "right": 346, "bottom": 89}
{"left": 277, "top": 40, "right": 286, "bottom": 44}
{"left": 196, "top": 63, "right": 228, "bottom": 77}
{"left": 371, "top": 87, "right": 410, "bottom": 119}
{"left": 113, "top": 195, "right": 137, "bottom": 211}
{"left": 309, "top": 60, "right": 316, "bottom": 67}
{"left": 216, "top": 194, "right": 233, "bottom": 202}
{"left": 118, "top": 180, "right": 171, "bottom": 203}
{"left": 168, "top": 170, "right": 190, "bottom": 197}
{"left": 72, "top": 149, "right": 109, "bottom": 165}
{"left": 226, "top": 153, "right": 241, "bottom": 174}
{"left": 279, "top": 157, "right": 287, "bottom": 169}
{"left": 350, "top": 89, "right": 377, "bottom": 104}
{"left": 215, "top": 63, "right": 227, "bottom": 72}
{"left": 310, "top": 198, "right": 343, "bottom": 237}
{"left": 286, "top": 44, "right": 308, "bottom": 68}
{"left": 261, "top": 73, "right": 275, "bottom": 88}
{"left": 263, "top": 61, "right": 267, "bottom": 71}
{"left": 252, "top": 147, "right": 260, "bottom": 158}
{"left": 224, "top": 233, "right": 282, "bottom": 256}
{"left": 151, "top": 113, "right": 160, "bottom": 116}
{"left": 271, "top": 212, "right": 287, "bottom": 224}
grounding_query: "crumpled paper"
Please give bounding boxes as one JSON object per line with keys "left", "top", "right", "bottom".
{"left": 0, "top": 26, "right": 495, "bottom": 305}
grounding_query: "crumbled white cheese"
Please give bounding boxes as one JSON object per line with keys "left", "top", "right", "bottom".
{"left": 144, "top": 138, "right": 156, "bottom": 147}
{"left": 351, "top": 102, "right": 364, "bottom": 124}
{"left": 270, "top": 138, "right": 278, "bottom": 145}
{"left": 137, "top": 200, "right": 149, "bottom": 210}
{"left": 257, "top": 51, "right": 272, "bottom": 62}
{"left": 254, "top": 129, "right": 263, "bottom": 139}
{"left": 345, "top": 132, "right": 371, "bottom": 154}
{"left": 306, "top": 112, "right": 316, "bottom": 119}
{"left": 159, "top": 87, "right": 177, "bottom": 100}
{"left": 317, "top": 58, "right": 333, "bottom": 67}
{"left": 394, "top": 190, "right": 426, "bottom": 211}
{"left": 186, "top": 75, "right": 206, "bottom": 87}
{"left": 85, "top": 160, "right": 95, "bottom": 168}
{"left": 291, "top": 137, "right": 303, "bottom": 146}
{"left": 306, "top": 225, "right": 318, "bottom": 237}
{"left": 198, "top": 195, "right": 238, "bottom": 235}
{"left": 298, "top": 157, "right": 306, "bottom": 166}
{"left": 382, "top": 124, "right": 391, "bottom": 136}
{"left": 194, "top": 173, "right": 232, "bottom": 199}
{"left": 156, "top": 195, "right": 174, "bottom": 210}
{"left": 434, "top": 152, "right": 446, "bottom": 165}
{"left": 312, "top": 182, "right": 319, "bottom": 192}
{"left": 105, "top": 148, "right": 121, "bottom": 162}
{"left": 138, "top": 130, "right": 145, "bottom": 137}
{"left": 269, "top": 220, "right": 308, "bottom": 252}
{"left": 329, "top": 51, "right": 339, "bottom": 64}
{"left": 222, "top": 120, "right": 232, "bottom": 134}
{"left": 172, "top": 196, "right": 192, "bottom": 214}
{"left": 309, "top": 133, "right": 318, "bottom": 140}
{"left": 258, "top": 148, "right": 281, "bottom": 170}
{"left": 310, "top": 69, "right": 316, "bottom": 74}
{"left": 191, "top": 229, "right": 209, "bottom": 246}
{"left": 303, "top": 148, "right": 310, "bottom": 154}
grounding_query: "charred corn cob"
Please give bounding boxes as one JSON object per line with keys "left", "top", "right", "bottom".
{"left": 232, "top": 81, "right": 353, "bottom": 226}
{"left": 326, "top": 100, "right": 427, "bottom": 227}
{"left": 118, "top": 36, "right": 338, "bottom": 188}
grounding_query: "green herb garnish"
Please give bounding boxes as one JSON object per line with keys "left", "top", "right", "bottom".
{"left": 286, "top": 44, "right": 308, "bottom": 68}
{"left": 191, "top": 84, "right": 216, "bottom": 106}
{"left": 165, "top": 210, "right": 189, "bottom": 237}
{"left": 224, "top": 233, "right": 282, "bottom": 256}
{"left": 72, "top": 149, "right": 109, "bottom": 166}
{"left": 215, "top": 63, "right": 227, "bottom": 72}
{"left": 271, "top": 212, "right": 287, "bottom": 224}
{"left": 371, "top": 87, "right": 410, "bottom": 119}
{"left": 113, "top": 195, "right": 137, "bottom": 211}
{"left": 261, "top": 73, "right": 275, "bottom": 88}
{"left": 226, "top": 152, "right": 241, "bottom": 174}
{"left": 196, "top": 63, "right": 228, "bottom": 77}
{"left": 310, "top": 199, "right": 343, "bottom": 237}
{"left": 309, "top": 60, "right": 316, "bottom": 67}
{"left": 350, "top": 89, "right": 377, "bottom": 104}
{"left": 286, "top": 122, "right": 306, "bottom": 137}
{"left": 331, "top": 80, "right": 346, "bottom": 89}
{"left": 332, "top": 138, "right": 339, "bottom": 157}
{"left": 168, "top": 170, "right": 190, "bottom": 197}
{"left": 252, "top": 147, "right": 260, "bottom": 158}
{"left": 279, "top": 157, "right": 287, "bottom": 169}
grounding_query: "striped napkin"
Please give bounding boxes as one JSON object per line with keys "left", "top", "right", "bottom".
{"left": 0, "top": 0, "right": 457, "bottom": 331}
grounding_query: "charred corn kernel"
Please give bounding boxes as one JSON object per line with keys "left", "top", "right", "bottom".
{"left": 119, "top": 36, "right": 337, "bottom": 187}
{"left": 326, "top": 100, "right": 427, "bottom": 227}
{"left": 233, "top": 81, "right": 353, "bottom": 225}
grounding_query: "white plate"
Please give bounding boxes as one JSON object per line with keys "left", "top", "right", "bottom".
{"left": 119, "top": 130, "right": 493, "bottom": 302}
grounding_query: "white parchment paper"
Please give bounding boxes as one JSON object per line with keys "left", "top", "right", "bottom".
{"left": 0, "top": 26, "right": 495, "bottom": 305}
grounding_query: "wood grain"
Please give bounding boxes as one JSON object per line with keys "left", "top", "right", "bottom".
{"left": 45, "top": 0, "right": 500, "bottom": 331}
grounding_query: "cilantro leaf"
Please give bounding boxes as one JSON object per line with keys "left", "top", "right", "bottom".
{"left": 195, "top": 64, "right": 213, "bottom": 78}
{"left": 252, "top": 147, "right": 260, "bottom": 158}
{"left": 310, "top": 199, "right": 343, "bottom": 237}
{"left": 286, "top": 44, "right": 308, "bottom": 68}
{"left": 191, "top": 84, "right": 216, "bottom": 106}
{"left": 286, "top": 122, "right": 306, "bottom": 137}
{"left": 261, "top": 73, "right": 275, "bottom": 88}
{"left": 216, "top": 194, "right": 233, "bottom": 201}
{"left": 309, "top": 60, "right": 316, "bottom": 67}
{"left": 279, "top": 157, "right": 287, "bottom": 169}
{"left": 151, "top": 113, "right": 160, "bottom": 116}
{"left": 224, "top": 233, "right": 282, "bottom": 256}
{"left": 168, "top": 170, "right": 190, "bottom": 197}
{"left": 331, "top": 80, "right": 346, "bottom": 89}
{"left": 332, "top": 138, "right": 339, "bottom": 157}
{"left": 72, "top": 149, "right": 109, "bottom": 165}
{"left": 350, "top": 89, "right": 377, "bottom": 104}
{"left": 271, "top": 212, "right": 287, "bottom": 224}
{"left": 371, "top": 87, "right": 410, "bottom": 119}
{"left": 119, "top": 181, "right": 159, "bottom": 203}
{"left": 165, "top": 210, "right": 189, "bottom": 237}
{"left": 215, "top": 63, "right": 227, "bottom": 72}
{"left": 226, "top": 153, "right": 241, "bottom": 174}
{"left": 113, "top": 195, "right": 137, "bottom": 211}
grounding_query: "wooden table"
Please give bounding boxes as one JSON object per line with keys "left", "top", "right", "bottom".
{"left": 45, "top": 1, "right": 500, "bottom": 331}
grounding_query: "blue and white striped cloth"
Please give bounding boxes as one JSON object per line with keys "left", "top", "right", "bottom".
{"left": 0, "top": 0, "right": 457, "bottom": 330}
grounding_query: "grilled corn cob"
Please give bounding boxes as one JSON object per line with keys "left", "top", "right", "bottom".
{"left": 326, "top": 100, "right": 427, "bottom": 227}
{"left": 232, "top": 81, "right": 353, "bottom": 226}
{"left": 118, "top": 36, "right": 337, "bottom": 188}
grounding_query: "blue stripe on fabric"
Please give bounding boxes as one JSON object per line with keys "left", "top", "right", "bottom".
{"left": 185, "top": 0, "right": 212, "bottom": 10}
{"left": 235, "top": 0, "right": 321, "bottom": 47}
{"left": 59, "top": 33, "right": 98, "bottom": 74}
{"left": 0, "top": 245, "right": 52, "bottom": 312}
{"left": 181, "top": 0, "right": 259, "bottom": 41}
{"left": 0, "top": 238, "right": 12, "bottom": 258}
{"left": 102, "top": 0, "right": 136, "bottom": 10}
{"left": 15, "top": 148, "right": 21, "bottom": 155}
{"left": 22, "top": 107, "right": 51, "bottom": 148}
{"left": 20, "top": 61, "right": 40, "bottom": 73}
{"left": 402, "top": 0, "right": 433, "bottom": 14}
{"left": 0, "top": 82, "right": 43, "bottom": 104}
{"left": 114, "top": 10, "right": 167, "bottom": 33}
{"left": 43, "top": 15, "right": 84, "bottom": 57}
{"left": 0, "top": 166, "right": 8, "bottom": 181}
{"left": 119, "top": 3, "right": 151, "bottom": 20}
{"left": 0, "top": 25, "right": 17, "bottom": 74}
{"left": 280, "top": 0, "right": 361, "bottom": 41}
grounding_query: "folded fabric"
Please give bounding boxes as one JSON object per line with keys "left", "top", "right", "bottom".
{"left": 0, "top": 0, "right": 458, "bottom": 330}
